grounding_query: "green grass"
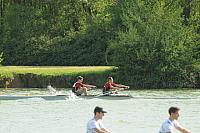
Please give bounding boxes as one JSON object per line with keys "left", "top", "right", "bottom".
{"left": 0, "top": 66, "right": 117, "bottom": 79}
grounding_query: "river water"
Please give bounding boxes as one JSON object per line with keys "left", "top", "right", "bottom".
{"left": 0, "top": 88, "right": 200, "bottom": 133}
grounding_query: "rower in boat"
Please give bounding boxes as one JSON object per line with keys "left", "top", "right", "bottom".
{"left": 103, "top": 77, "right": 129, "bottom": 95}
{"left": 72, "top": 76, "right": 96, "bottom": 96}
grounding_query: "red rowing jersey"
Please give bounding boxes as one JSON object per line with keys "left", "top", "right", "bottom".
{"left": 73, "top": 82, "right": 84, "bottom": 91}
{"left": 103, "top": 82, "right": 118, "bottom": 91}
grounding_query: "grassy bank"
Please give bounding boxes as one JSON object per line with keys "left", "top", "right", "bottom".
{"left": 0, "top": 66, "right": 116, "bottom": 78}
{"left": 1, "top": 66, "right": 200, "bottom": 88}
{"left": 0, "top": 66, "right": 117, "bottom": 88}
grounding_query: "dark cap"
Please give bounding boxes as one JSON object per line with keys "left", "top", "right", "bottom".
{"left": 94, "top": 106, "right": 107, "bottom": 113}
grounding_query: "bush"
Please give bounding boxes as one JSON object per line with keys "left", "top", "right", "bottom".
{"left": 109, "top": 0, "right": 197, "bottom": 88}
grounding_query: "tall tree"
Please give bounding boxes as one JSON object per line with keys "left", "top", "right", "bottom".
{"left": 109, "top": 0, "right": 197, "bottom": 88}
{"left": 0, "top": 0, "right": 113, "bottom": 66}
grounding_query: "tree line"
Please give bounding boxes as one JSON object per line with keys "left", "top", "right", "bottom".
{"left": 0, "top": 0, "right": 200, "bottom": 88}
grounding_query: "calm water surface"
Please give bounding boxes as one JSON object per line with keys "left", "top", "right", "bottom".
{"left": 0, "top": 88, "right": 200, "bottom": 133}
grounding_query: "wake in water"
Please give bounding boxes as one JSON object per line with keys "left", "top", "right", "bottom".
{"left": 67, "top": 92, "right": 79, "bottom": 100}
{"left": 47, "top": 85, "right": 57, "bottom": 94}
{"left": 47, "top": 85, "right": 83, "bottom": 100}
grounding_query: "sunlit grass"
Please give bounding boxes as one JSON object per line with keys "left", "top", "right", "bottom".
{"left": 0, "top": 66, "right": 116, "bottom": 78}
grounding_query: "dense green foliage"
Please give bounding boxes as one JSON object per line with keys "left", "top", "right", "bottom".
{"left": 0, "top": 0, "right": 113, "bottom": 65}
{"left": 0, "top": 0, "right": 199, "bottom": 88}
{"left": 108, "top": 0, "right": 200, "bottom": 88}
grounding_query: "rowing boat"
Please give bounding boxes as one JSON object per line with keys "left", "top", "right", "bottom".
{"left": 83, "top": 94, "right": 132, "bottom": 100}
{"left": 0, "top": 94, "right": 132, "bottom": 101}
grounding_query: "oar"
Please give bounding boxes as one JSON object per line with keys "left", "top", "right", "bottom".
{"left": 94, "top": 91, "right": 112, "bottom": 97}
{"left": 94, "top": 86, "right": 129, "bottom": 97}
{"left": 87, "top": 86, "right": 97, "bottom": 91}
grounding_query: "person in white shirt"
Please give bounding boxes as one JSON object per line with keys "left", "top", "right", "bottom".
{"left": 87, "top": 106, "right": 111, "bottom": 133}
{"left": 159, "top": 106, "right": 191, "bottom": 133}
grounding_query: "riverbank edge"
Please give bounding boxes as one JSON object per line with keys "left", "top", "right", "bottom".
{"left": 1, "top": 66, "right": 200, "bottom": 89}
{"left": 0, "top": 66, "right": 117, "bottom": 88}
